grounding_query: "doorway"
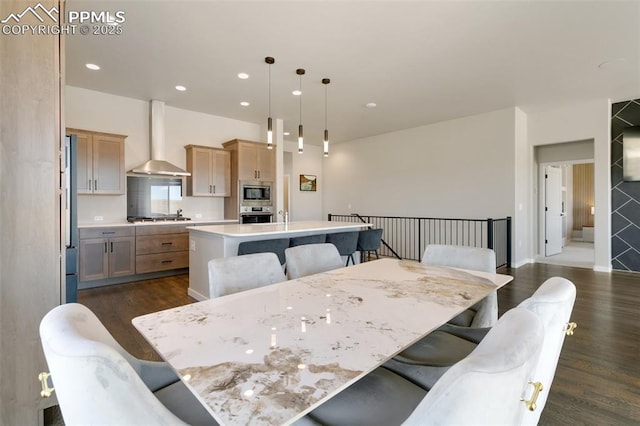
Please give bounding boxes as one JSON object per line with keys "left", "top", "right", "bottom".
{"left": 538, "top": 161, "right": 595, "bottom": 268}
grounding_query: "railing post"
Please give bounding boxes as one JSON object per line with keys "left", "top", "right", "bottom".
{"left": 506, "top": 216, "right": 512, "bottom": 267}
{"left": 487, "top": 218, "right": 494, "bottom": 250}
{"left": 328, "top": 213, "right": 332, "bottom": 221}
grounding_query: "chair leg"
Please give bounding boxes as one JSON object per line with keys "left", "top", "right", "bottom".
{"left": 374, "top": 250, "right": 379, "bottom": 259}
{"left": 346, "top": 254, "right": 354, "bottom": 266}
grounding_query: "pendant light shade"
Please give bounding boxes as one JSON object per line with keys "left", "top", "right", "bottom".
{"left": 265, "top": 57, "right": 275, "bottom": 149}
{"left": 296, "top": 68, "right": 305, "bottom": 154}
{"left": 322, "top": 78, "right": 330, "bottom": 157}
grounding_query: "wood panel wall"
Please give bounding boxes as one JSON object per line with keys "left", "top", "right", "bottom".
{"left": 0, "top": 0, "right": 62, "bottom": 423}
{"left": 573, "top": 163, "right": 595, "bottom": 229}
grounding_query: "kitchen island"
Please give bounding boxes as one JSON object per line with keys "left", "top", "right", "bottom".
{"left": 187, "top": 221, "right": 370, "bottom": 300}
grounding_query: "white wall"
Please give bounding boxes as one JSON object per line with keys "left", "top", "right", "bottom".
{"left": 323, "top": 108, "right": 517, "bottom": 219}
{"left": 514, "top": 107, "right": 532, "bottom": 266}
{"left": 284, "top": 141, "right": 324, "bottom": 220}
{"left": 65, "top": 86, "right": 260, "bottom": 223}
{"left": 526, "top": 99, "right": 611, "bottom": 271}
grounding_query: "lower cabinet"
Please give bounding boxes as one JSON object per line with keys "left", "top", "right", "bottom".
{"left": 135, "top": 224, "right": 189, "bottom": 274}
{"left": 79, "top": 228, "right": 135, "bottom": 281}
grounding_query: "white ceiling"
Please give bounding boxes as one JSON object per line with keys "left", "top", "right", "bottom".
{"left": 66, "top": 0, "right": 640, "bottom": 145}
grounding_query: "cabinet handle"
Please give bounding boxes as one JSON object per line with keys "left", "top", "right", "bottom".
{"left": 104, "top": 242, "right": 107, "bottom": 253}
{"left": 209, "top": 185, "right": 212, "bottom": 193}
{"left": 89, "top": 179, "right": 92, "bottom": 189}
{"left": 102, "top": 231, "right": 115, "bottom": 235}
{"left": 258, "top": 171, "right": 261, "bottom": 179}
{"left": 213, "top": 185, "right": 216, "bottom": 193}
{"left": 161, "top": 260, "right": 173, "bottom": 264}
{"left": 94, "top": 180, "right": 97, "bottom": 190}
{"left": 110, "top": 242, "right": 113, "bottom": 252}
{"left": 161, "top": 242, "right": 173, "bottom": 246}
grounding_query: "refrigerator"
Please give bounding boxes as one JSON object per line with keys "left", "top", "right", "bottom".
{"left": 65, "top": 134, "right": 78, "bottom": 303}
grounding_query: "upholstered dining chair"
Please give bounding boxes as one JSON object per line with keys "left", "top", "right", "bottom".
{"left": 422, "top": 244, "right": 498, "bottom": 328}
{"left": 284, "top": 243, "right": 344, "bottom": 279}
{"left": 208, "top": 252, "right": 286, "bottom": 298}
{"left": 39, "top": 303, "right": 216, "bottom": 425}
{"left": 385, "top": 276, "right": 577, "bottom": 399}
{"left": 237, "top": 237, "right": 290, "bottom": 266}
{"left": 297, "top": 307, "right": 544, "bottom": 426}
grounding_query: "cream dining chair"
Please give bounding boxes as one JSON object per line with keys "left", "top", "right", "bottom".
{"left": 208, "top": 252, "right": 286, "bottom": 298}
{"left": 297, "top": 306, "right": 544, "bottom": 426}
{"left": 422, "top": 244, "right": 498, "bottom": 327}
{"left": 284, "top": 243, "right": 345, "bottom": 279}
{"left": 384, "top": 275, "right": 577, "bottom": 411}
{"left": 39, "top": 303, "right": 217, "bottom": 425}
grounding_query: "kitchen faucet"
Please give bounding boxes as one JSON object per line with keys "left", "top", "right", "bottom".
{"left": 278, "top": 210, "right": 289, "bottom": 224}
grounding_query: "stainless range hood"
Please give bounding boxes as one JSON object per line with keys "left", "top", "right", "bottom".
{"left": 130, "top": 100, "right": 190, "bottom": 177}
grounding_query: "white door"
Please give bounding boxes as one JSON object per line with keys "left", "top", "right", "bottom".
{"left": 545, "top": 166, "right": 563, "bottom": 256}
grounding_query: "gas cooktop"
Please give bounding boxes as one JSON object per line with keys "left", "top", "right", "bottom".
{"left": 127, "top": 216, "right": 192, "bottom": 223}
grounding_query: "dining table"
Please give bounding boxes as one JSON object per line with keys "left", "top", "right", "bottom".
{"left": 132, "top": 258, "right": 513, "bottom": 426}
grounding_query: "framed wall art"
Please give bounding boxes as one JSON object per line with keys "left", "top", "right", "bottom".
{"left": 299, "top": 174, "right": 317, "bottom": 191}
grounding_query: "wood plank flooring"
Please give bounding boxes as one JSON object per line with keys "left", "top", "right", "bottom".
{"left": 77, "top": 263, "right": 640, "bottom": 425}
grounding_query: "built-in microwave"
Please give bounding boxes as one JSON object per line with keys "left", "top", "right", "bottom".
{"left": 240, "top": 181, "right": 272, "bottom": 206}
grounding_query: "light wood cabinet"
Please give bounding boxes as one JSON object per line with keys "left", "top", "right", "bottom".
{"left": 223, "top": 139, "right": 275, "bottom": 182}
{"left": 222, "top": 139, "right": 276, "bottom": 219}
{"left": 68, "top": 128, "right": 126, "bottom": 195}
{"left": 79, "top": 227, "right": 135, "bottom": 281}
{"left": 135, "top": 224, "right": 190, "bottom": 274}
{"left": 185, "top": 145, "right": 231, "bottom": 197}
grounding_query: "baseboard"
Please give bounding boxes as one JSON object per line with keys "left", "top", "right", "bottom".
{"left": 593, "top": 265, "right": 612, "bottom": 273}
{"left": 188, "top": 287, "right": 208, "bottom": 301}
{"left": 511, "top": 258, "right": 534, "bottom": 268}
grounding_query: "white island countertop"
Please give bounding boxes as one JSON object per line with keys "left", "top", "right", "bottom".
{"left": 186, "top": 221, "right": 371, "bottom": 300}
{"left": 187, "top": 220, "right": 370, "bottom": 237}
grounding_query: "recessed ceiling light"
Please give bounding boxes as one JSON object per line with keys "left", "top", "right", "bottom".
{"left": 240, "top": 101, "right": 250, "bottom": 107}
{"left": 85, "top": 63, "right": 100, "bottom": 70}
{"left": 238, "top": 72, "right": 249, "bottom": 79}
{"left": 284, "top": 132, "right": 290, "bottom": 136}
{"left": 292, "top": 90, "right": 302, "bottom": 96}
{"left": 365, "top": 102, "right": 377, "bottom": 108}
{"left": 175, "top": 85, "right": 187, "bottom": 91}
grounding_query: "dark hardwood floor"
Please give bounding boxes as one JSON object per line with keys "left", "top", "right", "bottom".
{"left": 77, "top": 263, "right": 640, "bottom": 425}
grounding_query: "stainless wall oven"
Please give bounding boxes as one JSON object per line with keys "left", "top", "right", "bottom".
{"left": 240, "top": 205, "right": 273, "bottom": 223}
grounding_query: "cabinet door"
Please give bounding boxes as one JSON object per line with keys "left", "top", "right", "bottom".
{"left": 108, "top": 236, "right": 136, "bottom": 277}
{"left": 211, "top": 150, "right": 231, "bottom": 196}
{"left": 93, "top": 134, "right": 125, "bottom": 194}
{"left": 79, "top": 238, "right": 108, "bottom": 281}
{"left": 238, "top": 145, "right": 258, "bottom": 181}
{"left": 76, "top": 132, "right": 93, "bottom": 194}
{"left": 191, "top": 148, "right": 213, "bottom": 196}
{"left": 256, "top": 147, "right": 275, "bottom": 181}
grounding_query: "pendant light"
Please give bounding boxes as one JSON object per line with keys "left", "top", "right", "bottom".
{"left": 322, "top": 78, "right": 330, "bottom": 157}
{"left": 265, "top": 57, "right": 275, "bottom": 149}
{"left": 296, "top": 68, "right": 306, "bottom": 154}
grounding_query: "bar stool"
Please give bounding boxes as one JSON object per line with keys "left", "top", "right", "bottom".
{"left": 357, "top": 228, "right": 383, "bottom": 262}
{"left": 289, "top": 234, "right": 326, "bottom": 247}
{"left": 238, "top": 238, "right": 290, "bottom": 266}
{"left": 325, "top": 231, "right": 359, "bottom": 266}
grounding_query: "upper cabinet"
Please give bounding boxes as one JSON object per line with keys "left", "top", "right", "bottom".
{"left": 185, "top": 145, "right": 231, "bottom": 197}
{"left": 68, "top": 128, "right": 126, "bottom": 195}
{"left": 222, "top": 139, "right": 275, "bottom": 182}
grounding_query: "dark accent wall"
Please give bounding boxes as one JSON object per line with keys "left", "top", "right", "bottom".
{"left": 611, "top": 99, "right": 640, "bottom": 272}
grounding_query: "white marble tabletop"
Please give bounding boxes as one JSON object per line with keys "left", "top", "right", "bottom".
{"left": 133, "top": 259, "right": 513, "bottom": 425}
{"left": 186, "top": 220, "right": 370, "bottom": 237}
